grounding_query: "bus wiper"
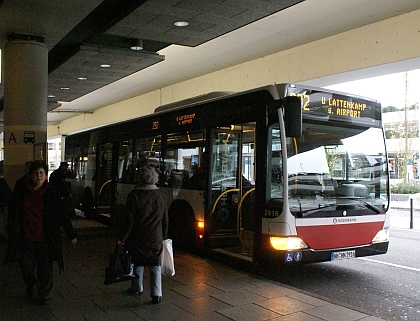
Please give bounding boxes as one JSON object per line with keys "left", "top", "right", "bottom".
{"left": 336, "top": 197, "right": 383, "bottom": 214}
{"left": 353, "top": 198, "right": 383, "bottom": 214}
{"left": 300, "top": 203, "right": 337, "bottom": 217}
{"left": 299, "top": 198, "right": 383, "bottom": 217}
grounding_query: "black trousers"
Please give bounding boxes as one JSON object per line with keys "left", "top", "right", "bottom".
{"left": 19, "top": 239, "right": 53, "bottom": 299}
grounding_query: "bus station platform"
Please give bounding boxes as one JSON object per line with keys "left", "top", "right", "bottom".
{"left": 0, "top": 215, "right": 385, "bottom": 321}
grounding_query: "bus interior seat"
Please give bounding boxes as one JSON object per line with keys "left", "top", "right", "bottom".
{"left": 168, "top": 171, "right": 184, "bottom": 188}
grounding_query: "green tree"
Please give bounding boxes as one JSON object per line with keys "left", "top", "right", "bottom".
{"left": 383, "top": 106, "right": 401, "bottom": 113}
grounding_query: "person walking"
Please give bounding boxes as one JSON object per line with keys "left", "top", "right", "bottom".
{"left": 49, "top": 161, "right": 76, "bottom": 219}
{"left": 7, "top": 161, "right": 32, "bottom": 220}
{"left": 4, "top": 161, "right": 33, "bottom": 264}
{"left": 118, "top": 165, "right": 168, "bottom": 304}
{"left": 4, "top": 161, "right": 77, "bottom": 305}
{"left": 0, "top": 176, "right": 11, "bottom": 215}
{"left": 49, "top": 161, "right": 69, "bottom": 185}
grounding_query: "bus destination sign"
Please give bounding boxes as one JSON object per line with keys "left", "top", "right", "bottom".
{"left": 176, "top": 113, "right": 196, "bottom": 126}
{"left": 323, "top": 96, "right": 366, "bottom": 118}
{"left": 288, "top": 87, "right": 381, "bottom": 123}
{"left": 152, "top": 120, "right": 159, "bottom": 130}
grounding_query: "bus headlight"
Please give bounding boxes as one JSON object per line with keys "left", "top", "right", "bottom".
{"left": 372, "top": 229, "right": 389, "bottom": 243}
{"left": 270, "top": 237, "right": 308, "bottom": 251}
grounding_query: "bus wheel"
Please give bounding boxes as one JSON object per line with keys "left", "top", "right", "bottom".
{"left": 168, "top": 201, "right": 196, "bottom": 252}
{"left": 82, "top": 187, "right": 95, "bottom": 219}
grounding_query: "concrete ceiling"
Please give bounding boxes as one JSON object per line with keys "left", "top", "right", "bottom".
{"left": 1, "top": 0, "right": 420, "bottom": 131}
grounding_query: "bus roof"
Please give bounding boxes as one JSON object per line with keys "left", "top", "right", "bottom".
{"left": 153, "top": 83, "right": 291, "bottom": 114}
{"left": 154, "top": 91, "right": 236, "bottom": 113}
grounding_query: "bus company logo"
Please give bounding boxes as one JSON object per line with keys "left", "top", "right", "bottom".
{"left": 333, "top": 217, "right": 356, "bottom": 224}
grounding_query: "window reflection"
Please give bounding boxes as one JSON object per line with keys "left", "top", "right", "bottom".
{"left": 287, "top": 126, "right": 388, "bottom": 216}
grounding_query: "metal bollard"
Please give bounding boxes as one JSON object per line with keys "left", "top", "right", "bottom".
{"left": 410, "top": 198, "right": 414, "bottom": 229}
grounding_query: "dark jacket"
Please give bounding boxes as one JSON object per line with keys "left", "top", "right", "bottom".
{"left": 3, "top": 175, "right": 31, "bottom": 264}
{"left": 0, "top": 177, "right": 12, "bottom": 211}
{"left": 49, "top": 168, "right": 66, "bottom": 185}
{"left": 7, "top": 175, "right": 30, "bottom": 236}
{"left": 3, "top": 181, "right": 77, "bottom": 272}
{"left": 119, "top": 187, "right": 168, "bottom": 266}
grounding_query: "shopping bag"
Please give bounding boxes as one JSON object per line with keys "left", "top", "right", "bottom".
{"left": 104, "top": 244, "right": 138, "bottom": 285}
{"left": 161, "top": 239, "right": 175, "bottom": 276}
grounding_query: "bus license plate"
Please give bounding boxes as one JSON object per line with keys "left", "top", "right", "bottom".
{"left": 331, "top": 250, "right": 355, "bottom": 261}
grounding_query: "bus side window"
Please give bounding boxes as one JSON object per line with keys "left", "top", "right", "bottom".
{"left": 165, "top": 144, "right": 205, "bottom": 190}
{"left": 168, "top": 170, "right": 184, "bottom": 188}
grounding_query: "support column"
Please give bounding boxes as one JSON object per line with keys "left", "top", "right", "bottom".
{"left": 3, "top": 35, "right": 48, "bottom": 189}
{"left": 61, "top": 135, "right": 67, "bottom": 162}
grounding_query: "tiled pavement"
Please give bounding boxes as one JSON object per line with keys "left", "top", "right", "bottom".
{"left": 0, "top": 216, "right": 386, "bottom": 321}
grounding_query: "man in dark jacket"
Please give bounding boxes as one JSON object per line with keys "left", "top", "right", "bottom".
{"left": 118, "top": 165, "right": 168, "bottom": 304}
{"left": 4, "top": 161, "right": 32, "bottom": 263}
{"left": 4, "top": 161, "right": 77, "bottom": 305}
{"left": 0, "top": 176, "right": 11, "bottom": 214}
{"left": 49, "top": 162, "right": 69, "bottom": 185}
{"left": 49, "top": 161, "right": 75, "bottom": 219}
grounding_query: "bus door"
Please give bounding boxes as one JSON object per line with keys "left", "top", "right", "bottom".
{"left": 208, "top": 127, "right": 255, "bottom": 251}
{"left": 95, "top": 142, "right": 118, "bottom": 225}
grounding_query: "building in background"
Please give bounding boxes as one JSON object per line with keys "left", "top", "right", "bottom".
{"left": 47, "top": 137, "right": 61, "bottom": 175}
{"left": 383, "top": 104, "right": 420, "bottom": 183}
{"left": 327, "top": 70, "right": 420, "bottom": 184}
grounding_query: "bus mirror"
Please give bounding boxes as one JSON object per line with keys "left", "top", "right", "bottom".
{"left": 284, "top": 96, "right": 302, "bottom": 138}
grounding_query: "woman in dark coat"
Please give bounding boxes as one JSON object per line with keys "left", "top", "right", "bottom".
{"left": 4, "top": 161, "right": 77, "bottom": 305}
{"left": 118, "top": 165, "right": 168, "bottom": 304}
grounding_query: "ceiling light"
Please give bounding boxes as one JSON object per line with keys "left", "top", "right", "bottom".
{"left": 174, "top": 21, "right": 188, "bottom": 27}
{"left": 100, "top": 64, "right": 111, "bottom": 68}
{"left": 130, "top": 39, "right": 143, "bottom": 51}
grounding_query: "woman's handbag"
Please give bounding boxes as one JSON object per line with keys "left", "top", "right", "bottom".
{"left": 104, "top": 243, "right": 138, "bottom": 285}
{"left": 161, "top": 239, "right": 175, "bottom": 277}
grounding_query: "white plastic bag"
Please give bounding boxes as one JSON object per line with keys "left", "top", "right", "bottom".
{"left": 161, "top": 239, "right": 175, "bottom": 276}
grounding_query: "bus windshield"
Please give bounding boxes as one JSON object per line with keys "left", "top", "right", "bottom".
{"left": 286, "top": 123, "right": 388, "bottom": 217}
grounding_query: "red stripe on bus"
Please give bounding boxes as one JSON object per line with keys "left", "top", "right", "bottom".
{"left": 296, "top": 222, "right": 384, "bottom": 250}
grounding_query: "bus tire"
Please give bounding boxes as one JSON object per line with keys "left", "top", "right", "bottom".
{"left": 82, "top": 187, "right": 95, "bottom": 219}
{"left": 168, "top": 200, "right": 196, "bottom": 252}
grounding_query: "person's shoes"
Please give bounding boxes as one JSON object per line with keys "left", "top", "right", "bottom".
{"left": 152, "top": 296, "right": 161, "bottom": 304}
{"left": 39, "top": 298, "right": 49, "bottom": 305}
{"left": 26, "top": 285, "right": 34, "bottom": 298}
{"left": 126, "top": 288, "right": 142, "bottom": 295}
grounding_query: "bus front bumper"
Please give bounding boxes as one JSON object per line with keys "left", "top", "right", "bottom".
{"left": 260, "top": 241, "right": 389, "bottom": 264}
